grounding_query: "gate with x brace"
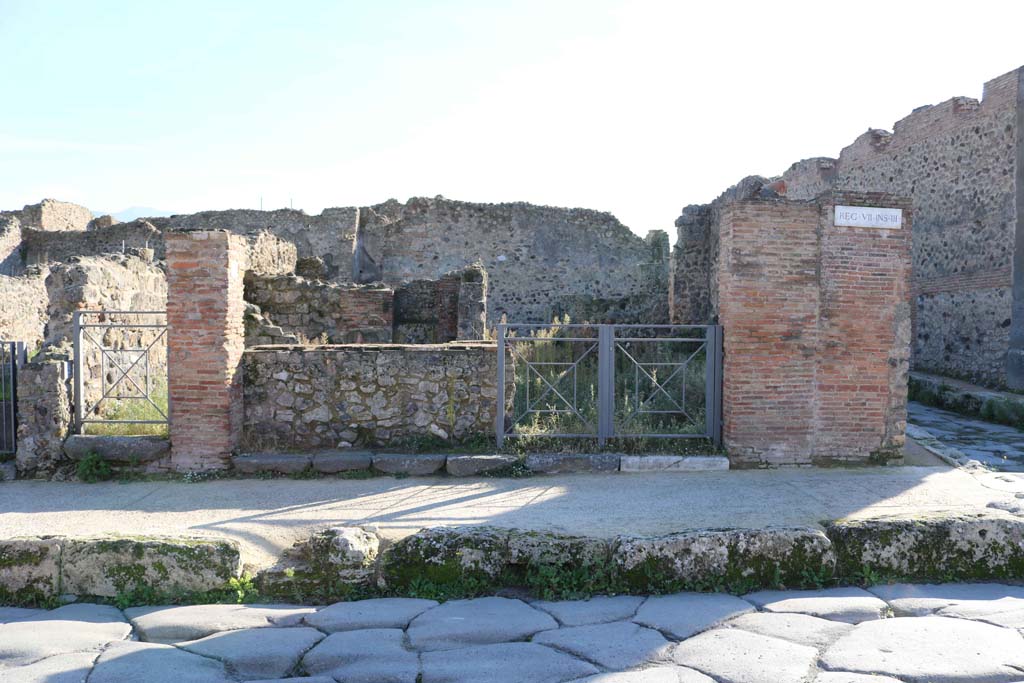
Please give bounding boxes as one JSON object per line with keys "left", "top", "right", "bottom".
{"left": 496, "top": 323, "right": 722, "bottom": 448}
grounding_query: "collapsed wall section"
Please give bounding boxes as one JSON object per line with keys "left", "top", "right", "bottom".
{"left": 244, "top": 274, "right": 394, "bottom": 344}
{"left": 357, "top": 197, "right": 669, "bottom": 326}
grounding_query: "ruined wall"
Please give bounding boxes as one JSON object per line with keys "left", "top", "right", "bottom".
{"left": 718, "top": 193, "right": 912, "bottom": 467}
{"left": 15, "top": 359, "right": 71, "bottom": 477}
{"left": 0, "top": 269, "right": 48, "bottom": 349}
{"left": 242, "top": 343, "right": 498, "bottom": 449}
{"left": 16, "top": 199, "right": 92, "bottom": 232}
{"left": 244, "top": 274, "right": 393, "bottom": 344}
{"left": 0, "top": 215, "right": 22, "bottom": 276}
{"left": 357, "top": 197, "right": 669, "bottom": 326}
{"left": 157, "top": 208, "right": 358, "bottom": 281}
{"left": 672, "top": 67, "right": 1021, "bottom": 388}
{"left": 780, "top": 69, "right": 1020, "bottom": 387}
{"left": 392, "top": 265, "right": 489, "bottom": 343}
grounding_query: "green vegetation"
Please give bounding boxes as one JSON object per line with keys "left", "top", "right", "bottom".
{"left": 76, "top": 451, "right": 113, "bottom": 483}
{"left": 85, "top": 379, "right": 169, "bottom": 437}
{"left": 909, "top": 375, "right": 1024, "bottom": 430}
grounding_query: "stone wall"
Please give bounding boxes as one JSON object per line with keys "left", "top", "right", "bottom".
{"left": 17, "top": 199, "right": 92, "bottom": 232}
{"left": 157, "top": 208, "right": 358, "bottom": 281}
{"left": 0, "top": 268, "right": 48, "bottom": 350}
{"left": 357, "top": 197, "right": 669, "bottom": 326}
{"left": 244, "top": 274, "right": 394, "bottom": 344}
{"left": 15, "top": 359, "right": 71, "bottom": 477}
{"left": 671, "top": 67, "right": 1020, "bottom": 388}
{"left": 718, "top": 193, "right": 912, "bottom": 467}
{"left": 242, "top": 343, "right": 499, "bottom": 450}
{"left": 0, "top": 215, "right": 22, "bottom": 276}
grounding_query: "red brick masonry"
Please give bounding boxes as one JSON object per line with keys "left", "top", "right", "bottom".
{"left": 166, "top": 230, "right": 248, "bottom": 470}
{"left": 718, "top": 192, "right": 912, "bottom": 466}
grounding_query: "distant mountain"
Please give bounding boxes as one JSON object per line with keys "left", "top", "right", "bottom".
{"left": 96, "top": 206, "right": 175, "bottom": 222}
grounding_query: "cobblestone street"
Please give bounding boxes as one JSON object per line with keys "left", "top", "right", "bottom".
{"left": 3, "top": 584, "right": 1024, "bottom": 682}
{"left": 909, "top": 401, "right": 1024, "bottom": 472}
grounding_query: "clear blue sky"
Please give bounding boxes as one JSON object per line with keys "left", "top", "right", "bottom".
{"left": 2, "top": 0, "right": 1023, "bottom": 236}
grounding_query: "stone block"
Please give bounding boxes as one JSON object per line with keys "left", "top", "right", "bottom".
{"left": 525, "top": 453, "right": 620, "bottom": 474}
{"left": 372, "top": 453, "right": 446, "bottom": 475}
{"left": 619, "top": 455, "right": 730, "bottom": 472}
{"left": 0, "top": 537, "right": 62, "bottom": 603}
{"left": 826, "top": 511, "right": 1024, "bottom": 581}
{"left": 60, "top": 536, "right": 241, "bottom": 598}
{"left": 311, "top": 451, "right": 372, "bottom": 473}
{"left": 234, "top": 453, "right": 312, "bottom": 474}
{"left": 446, "top": 454, "right": 517, "bottom": 477}
{"left": 63, "top": 435, "right": 170, "bottom": 463}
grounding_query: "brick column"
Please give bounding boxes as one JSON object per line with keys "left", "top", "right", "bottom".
{"left": 717, "top": 192, "right": 912, "bottom": 466}
{"left": 166, "top": 230, "right": 248, "bottom": 471}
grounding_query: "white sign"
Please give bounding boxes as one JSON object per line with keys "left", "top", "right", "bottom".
{"left": 834, "top": 205, "right": 903, "bottom": 229}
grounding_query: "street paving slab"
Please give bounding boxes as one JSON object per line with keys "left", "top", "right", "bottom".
{"left": 5, "top": 586, "right": 1024, "bottom": 681}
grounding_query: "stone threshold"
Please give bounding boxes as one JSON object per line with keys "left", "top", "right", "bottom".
{"left": 233, "top": 451, "right": 730, "bottom": 477}
{"left": 4, "top": 509, "right": 1022, "bottom": 606}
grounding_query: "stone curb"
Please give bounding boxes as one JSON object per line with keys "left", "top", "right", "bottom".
{"left": 0, "top": 536, "right": 241, "bottom": 604}
{"left": 229, "top": 451, "right": 730, "bottom": 477}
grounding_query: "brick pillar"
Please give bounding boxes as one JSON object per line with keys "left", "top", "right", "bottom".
{"left": 166, "top": 230, "right": 248, "bottom": 471}
{"left": 717, "top": 192, "right": 912, "bottom": 466}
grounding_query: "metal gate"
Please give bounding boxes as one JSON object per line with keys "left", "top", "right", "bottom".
{"left": 72, "top": 311, "right": 168, "bottom": 433}
{"left": 0, "top": 342, "right": 24, "bottom": 455}
{"left": 496, "top": 324, "right": 722, "bottom": 447}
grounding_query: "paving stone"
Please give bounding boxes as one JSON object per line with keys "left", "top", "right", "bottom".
{"left": 632, "top": 593, "right": 754, "bottom": 640}
{"left": 311, "top": 450, "right": 372, "bottom": 473}
{"left": 533, "top": 621, "right": 673, "bottom": 670}
{"left": 245, "top": 679, "right": 335, "bottom": 683}
{"left": 869, "top": 582, "right": 1024, "bottom": 616}
{"left": 446, "top": 454, "right": 517, "bottom": 476}
{"left": 0, "top": 606, "right": 46, "bottom": 623}
{"left": 408, "top": 596, "right": 558, "bottom": 651}
{"left": 813, "top": 674, "right": 904, "bottom": 683}
{"left": 421, "top": 642, "right": 598, "bottom": 683}
{"left": 726, "top": 611, "right": 853, "bottom": 649}
{"left": 301, "top": 628, "right": 418, "bottom": 683}
{"left": 372, "top": 453, "right": 446, "bottom": 475}
{"left": 89, "top": 640, "right": 232, "bottom": 683}
{"left": 574, "top": 667, "right": 716, "bottom": 683}
{"left": 673, "top": 628, "right": 818, "bottom": 683}
{"left": 0, "top": 607, "right": 131, "bottom": 667}
{"left": 124, "top": 603, "right": 315, "bottom": 642}
{"left": 177, "top": 626, "right": 324, "bottom": 679}
{"left": 936, "top": 602, "right": 1024, "bottom": 629}
{"left": 234, "top": 452, "right": 312, "bottom": 474}
{"left": 532, "top": 595, "right": 645, "bottom": 626}
{"left": 304, "top": 597, "right": 438, "bottom": 632}
{"left": 819, "top": 615, "right": 1024, "bottom": 683}
{"left": 25, "top": 603, "right": 128, "bottom": 624}
{"left": 742, "top": 587, "right": 888, "bottom": 624}
{"left": 1, "top": 652, "right": 98, "bottom": 682}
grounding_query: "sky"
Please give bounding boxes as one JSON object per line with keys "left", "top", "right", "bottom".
{"left": 1, "top": 1, "right": 1023, "bottom": 238}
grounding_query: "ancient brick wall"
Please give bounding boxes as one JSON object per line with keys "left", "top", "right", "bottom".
{"left": 242, "top": 343, "right": 498, "bottom": 450}
{"left": 357, "top": 197, "right": 670, "bottom": 326}
{"left": 244, "top": 273, "right": 394, "bottom": 344}
{"left": 718, "top": 193, "right": 912, "bottom": 466}
{"left": 166, "top": 230, "right": 247, "bottom": 471}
